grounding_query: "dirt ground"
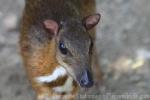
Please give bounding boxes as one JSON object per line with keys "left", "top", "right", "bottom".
{"left": 0, "top": 0, "right": 150, "bottom": 100}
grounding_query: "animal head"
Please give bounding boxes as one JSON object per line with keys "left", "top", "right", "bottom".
{"left": 43, "top": 14, "right": 101, "bottom": 88}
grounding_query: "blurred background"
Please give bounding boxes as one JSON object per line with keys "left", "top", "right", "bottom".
{"left": 0, "top": 0, "right": 150, "bottom": 100}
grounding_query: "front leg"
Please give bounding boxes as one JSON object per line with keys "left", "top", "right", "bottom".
{"left": 37, "top": 91, "right": 76, "bottom": 100}
{"left": 37, "top": 93, "right": 50, "bottom": 100}
{"left": 37, "top": 93, "right": 62, "bottom": 100}
{"left": 33, "top": 77, "right": 78, "bottom": 100}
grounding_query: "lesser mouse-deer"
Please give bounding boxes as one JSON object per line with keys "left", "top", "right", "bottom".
{"left": 20, "top": 0, "right": 102, "bottom": 99}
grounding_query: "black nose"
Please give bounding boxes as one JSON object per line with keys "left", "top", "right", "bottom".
{"left": 79, "top": 69, "right": 93, "bottom": 88}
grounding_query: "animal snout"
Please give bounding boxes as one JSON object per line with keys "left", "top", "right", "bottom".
{"left": 79, "top": 69, "right": 93, "bottom": 88}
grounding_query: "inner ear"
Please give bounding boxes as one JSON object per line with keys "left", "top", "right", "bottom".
{"left": 43, "top": 19, "right": 59, "bottom": 36}
{"left": 83, "top": 13, "right": 101, "bottom": 30}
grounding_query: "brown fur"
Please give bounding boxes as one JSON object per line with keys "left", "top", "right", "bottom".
{"left": 20, "top": 0, "right": 102, "bottom": 100}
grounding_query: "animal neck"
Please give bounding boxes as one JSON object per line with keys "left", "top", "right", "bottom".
{"left": 35, "top": 66, "right": 78, "bottom": 95}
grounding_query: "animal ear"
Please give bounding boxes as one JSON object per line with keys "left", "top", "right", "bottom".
{"left": 83, "top": 13, "right": 101, "bottom": 30}
{"left": 43, "top": 19, "right": 59, "bottom": 35}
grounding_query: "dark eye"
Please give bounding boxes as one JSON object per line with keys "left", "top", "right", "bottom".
{"left": 59, "top": 42, "right": 68, "bottom": 55}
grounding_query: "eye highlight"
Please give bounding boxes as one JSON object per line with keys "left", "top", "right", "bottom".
{"left": 59, "top": 42, "right": 68, "bottom": 55}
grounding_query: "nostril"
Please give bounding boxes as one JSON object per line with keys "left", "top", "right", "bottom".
{"left": 80, "top": 75, "right": 88, "bottom": 85}
{"left": 79, "top": 69, "right": 93, "bottom": 87}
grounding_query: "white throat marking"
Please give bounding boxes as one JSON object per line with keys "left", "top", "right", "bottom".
{"left": 35, "top": 66, "right": 67, "bottom": 83}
